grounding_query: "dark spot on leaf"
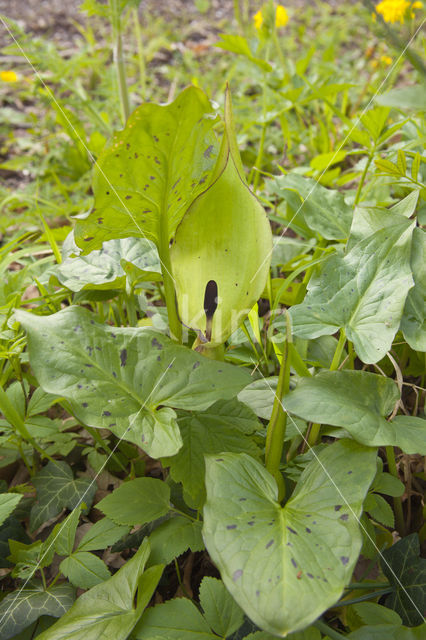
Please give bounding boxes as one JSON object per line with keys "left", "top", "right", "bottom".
{"left": 226, "top": 524, "right": 237, "bottom": 530}
{"left": 307, "top": 573, "right": 314, "bottom": 579}
{"left": 85, "top": 363, "right": 93, "bottom": 368}
{"left": 305, "top": 527, "right": 311, "bottom": 533}
{"left": 153, "top": 135, "right": 159, "bottom": 142}
{"left": 286, "top": 542, "right": 292, "bottom": 547}
{"left": 193, "top": 361, "right": 200, "bottom": 370}
{"left": 126, "top": 143, "right": 130, "bottom": 149}
{"left": 125, "top": 195, "right": 132, "bottom": 200}
{"left": 134, "top": 152, "right": 138, "bottom": 158}
{"left": 247, "top": 521, "right": 254, "bottom": 526}
{"left": 84, "top": 236, "right": 94, "bottom": 242}
{"left": 157, "top": 355, "right": 161, "bottom": 361}
{"left": 341, "top": 556, "right": 349, "bottom": 566}
{"left": 111, "top": 333, "right": 117, "bottom": 339}
{"left": 215, "top": 458, "right": 224, "bottom": 462}
{"left": 348, "top": 470, "right": 353, "bottom": 474}
{"left": 77, "top": 385, "right": 82, "bottom": 389}
{"left": 112, "top": 371, "right": 117, "bottom": 378}
{"left": 151, "top": 338, "right": 162, "bottom": 349}
{"left": 120, "top": 349, "right": 128, "bottom": 367}
{"left": 334, "top": 505, "right": 342, "bottom": 511}
{"left": 291, "top": 558, "right": 297, "bottom": 568}
{"left": 106, "top": 191, "right": 110, "bottom": 195}
{"left": 232, "top": 570, "right": 243, "bottom": 581}
{"left": 287, "top": 527, "right": 297, "bottom": 535}
{"left": 340, "top": 514, "right": 349, "bottom": 521}
{"left": 266, "top": 540, "right": 274, "bottom": 549}
{"left": 256, "top": 590, "right": 260, "bottom": 597}
{"left": 103, "top": 411, "right": 111, "bottom": 416}
{"left": 150, "top": 176, "right": 155, "bottom": 180}
{"left": 204, "top": 145, "right": 214, "bottom": 158}
{"left": 239, "top": 497, "right": 247, "bottom": 501}
{"left": 82, "top": 402, "right": 88, "bottom": 408}
{"left": 97, "top": 217, "right": 103, "bottom": 224}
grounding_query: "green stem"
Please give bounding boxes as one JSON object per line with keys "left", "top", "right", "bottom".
{"left": 385, "top": 445, "right": 405, "bottom": 535}
{"left": 110, "top": 0, "right": 130, "bottom": 124}
{"left": 314, "top": 620, "right": 347, "bottom": 640}
{"left": 251, "top": 123, "right": 266, "bottom": 191}
{"left": 265, "top": 311, "right": 292, "bottom": 498}
{"left": 339, "top": 588, "right": 393, "bottom": 606}
{"left": 307, "top": 422, "right": 321, "bottom": 448}
{"left": 85, "top": 425, "right": 127, "bottom": 472}
{"left": 132, "top": 8, "right": 146, "bottom": 98}
{"left": 354, "top": 153, "right": 373, "bottom": 207}
{"left": 330, "top": 328, "right": 346, "bottom": 371}
{"left": 344, "top": 581, "right": 390, "bottom": 589}
{"left": 158, "top": 232, "right": 182, "bottom": 343}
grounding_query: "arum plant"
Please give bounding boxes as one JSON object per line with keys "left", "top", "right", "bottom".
{"left": 170, "top": 87, "right": 272, "bottom": 356}
{"left": 75, "top": 85, "right": 272, "bottom": 351}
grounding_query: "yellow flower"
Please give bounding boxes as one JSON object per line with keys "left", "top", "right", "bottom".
{"left": 253, "top": 9, "right": 263, "bottom": 30}
{"left": 375, "top": 0, "right": 410, "bottom": 23}
{"left": 0, "top": 70, "right": 18, "bottom": 82}
{"left": 381, "top": 54, "right": 393, "bottom": 64}
{"left": 275, "top": 5, "right": 289, "bottom": 27}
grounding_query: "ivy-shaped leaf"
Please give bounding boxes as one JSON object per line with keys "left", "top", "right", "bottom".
{"left": 0, "top": 581, "right": 75, "bottom": 640}
{"left": 381, "top": 534, "right": 426, "bottom": 626}
{"left": 30, "top": 461, "right": 96, "bottom": 532}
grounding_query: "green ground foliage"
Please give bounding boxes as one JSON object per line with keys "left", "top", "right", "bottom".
{"left": 0, "top": 0, "right": 425, "bottom": 638}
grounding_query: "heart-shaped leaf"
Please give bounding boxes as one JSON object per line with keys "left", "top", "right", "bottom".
{"left": 15, "top": 306, "right": 251, "bottom": 459}
{"left": 203, "top": 440, "right": 377, "bottom": 636}
{"left": 290, "top": 214, "right": 415, "bottom": 363}
{"left": 74, "top": 86, "right": 218, "bottom": 252}
{"left": 283, "top": 370, "right": 426, "bottom": 454}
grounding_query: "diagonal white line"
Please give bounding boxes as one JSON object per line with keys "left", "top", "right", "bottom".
{"left": 0, "top": 356, "right": 176, "bottom": 629}
{"left": 250, "top": 18, "right": 426, "bottom": 284}
{"left": 0, "top": 14, "right": 177, "bottom": 285}
{"left": 252, "top": 362, "right": 424, "bottom": 619}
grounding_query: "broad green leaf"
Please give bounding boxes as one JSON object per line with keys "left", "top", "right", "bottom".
{"left": 0, "top": 581, "right": 75, "bottom": 640}
{"left": 0, "top": 493, "right": 22, "bottom": 527}
{"left": 30, "top": 461, "right": 96, "bottom": 532}
{"left": 77, "top": 517, "right": 130, "bottom": 552}
{"left": 283, "top": 370, "right": 426, "bottom": 454}
{"left": 364, "top": 493, "right": 394, "bottom": 528}
{"left": 353, "top": 602, "right": 401, "bottom": 625}
{"left": 348, "top": 623, "right": 426, "bottom": 640}
{"left": 163, "top": 399, "right": 261, "bottom": 506}
{"left": 203, "top": 440, "right": 377, "bottom": 636}
{"left": 199, "top": 576, "right": 244, "bottom": 637}
{"left": 15, "top": 306, "right": 251, "bottom": 459}
{"left": 97, "top": 477, "right": 170, "bottom": 526}
{"left": 373, "top": 472, "right": 404, "bottom": 497}
{"left": 375, "top": 84, "right": 426, "bottom": 111}
{"left": 381, "top": 534, "right": 426, "bottom": 627}
{"left": 52, "top": 506, "right": 81, "bottom": 557}
{"left": 238, "top": 377, "right": 278, "bottom": 420}
{"left": 268, "top": 174, "right": 352, "bottom": 240}
{"left": 401, "top": 228, "right": 426, "bottom": 351}
{"left": 171, "top": 88, "right": 272, "bottom": 347}
{"left": 271, "top": 237, "right": 315, "bottom": 268}
{"left": 56, "top": 233, "right": 161, "bottom": 292}
{"left": 60, "top": 551, "right": 111, "bottom": 589}
{"left": 310, "top": 150, "right": 347, "bottom": 172}
{"left": 148, "top": 515, "right": 204, "bottom": 567}
{"left": 290, "top": 216, "right": 415, "bottom": 363}
{"left": 134, "top": 597, "right": 217, "bottom": 639}
{"left": 74, "top": 86, "right": 217, "bottom": 252}
{"left": 36, "top": 538, "right": 162, "bottom": 640}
